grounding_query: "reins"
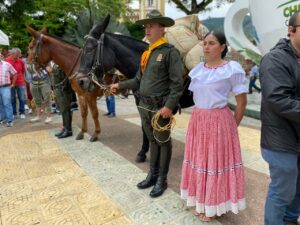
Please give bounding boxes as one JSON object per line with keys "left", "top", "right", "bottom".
{"left": 82, "top": 33, "right": 127, "bottom": 98}
{"left": 137, "top": 105, "right": 176, "bottom": 143}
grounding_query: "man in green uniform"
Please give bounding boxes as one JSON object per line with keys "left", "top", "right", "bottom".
{"left": 111, "top": 10, "right": 183, "bottom": 198}
{"left": 52, "top": 64, "right": 74, "bottom": 138}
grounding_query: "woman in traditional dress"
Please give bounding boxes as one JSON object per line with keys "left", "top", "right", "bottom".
{"left": 180, "top": 31, "right": 247, "bottom": 222}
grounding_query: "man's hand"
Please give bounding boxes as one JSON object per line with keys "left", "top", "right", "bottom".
{"left": 159, "top": 106, "right": 172, "bottom": 119}
{"left": 110, "top": 83, "right": 119, "bottom": 93}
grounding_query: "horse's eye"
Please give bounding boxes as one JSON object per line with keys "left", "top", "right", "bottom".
{"left": 85, "top": 47, "right": 95, "bottom": 53}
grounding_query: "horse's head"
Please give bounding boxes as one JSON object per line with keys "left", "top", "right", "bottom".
{"left": 25, "top": 23, "right": 51, "bottom": 67}
{"left": 76, "top": 14, "right": 111, "bottom": 92}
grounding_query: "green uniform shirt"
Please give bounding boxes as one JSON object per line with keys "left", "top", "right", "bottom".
{"left": 52, "top": 65, "right": 65, "bottom": 85}
{"left": 119, "top": 43, "right": 183, "bottom": 110}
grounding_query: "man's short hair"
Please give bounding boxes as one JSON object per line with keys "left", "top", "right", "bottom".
{"left": 10, "top": 47, "right": 21, "bottom": 54}
{"left": 289, "top": 11, "right": 300, "bottom": 27}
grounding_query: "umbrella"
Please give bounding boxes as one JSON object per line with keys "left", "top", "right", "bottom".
{"left": 0, "top": 30, "right": 9, "bottom": 45}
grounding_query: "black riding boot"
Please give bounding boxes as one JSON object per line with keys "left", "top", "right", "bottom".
{"left": 150, "top": 141, "right": 172, "bottom": 198}
{"left": 55, "top": 127, "right": 66, "bottom": 137}
{"left": 137, "top": 141, "right": 160, "bottom": 189}
{"left": 58, "top": 110, "right": 73, "bottom": 138}
{"left": 135, "top": 127, "right": 150, "bottom": 163}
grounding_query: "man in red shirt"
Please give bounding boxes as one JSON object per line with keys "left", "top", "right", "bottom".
{"left": 5, "top": 48, "right": 26, "bottom": 118}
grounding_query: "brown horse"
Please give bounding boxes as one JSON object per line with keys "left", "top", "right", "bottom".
{"left": 25, "top": 24, "right": 116, "bottom": 142}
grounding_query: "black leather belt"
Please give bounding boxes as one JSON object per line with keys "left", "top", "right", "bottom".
{"left": 0, "top": 84, "right": 10, "bottom": 88}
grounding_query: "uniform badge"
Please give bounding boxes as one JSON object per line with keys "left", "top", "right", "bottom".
{"left": 156, "top": 53, "right": 163, "bottom": 62}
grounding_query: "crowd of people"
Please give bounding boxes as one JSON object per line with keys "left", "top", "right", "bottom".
{"left": 0, "top": 48, "right": 78, "bottom": 132}
{"left": 1, "top": 8, "right": 299, "bottom": 225}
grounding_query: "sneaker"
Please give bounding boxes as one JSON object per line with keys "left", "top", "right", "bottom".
{"left": 30, "top": 116, "right": 40, "bottom": 122}
{"left": 107, "top": 113, "right": 116, "bottom": 118}
{"left": 44, "top": 117, "right": 52, "bottom": 124}
{"left": 5, "top": 121, "right": 13, "bottom": 127}
{"left": 71, "top": 102, "right": 79, "bottom": 111}
{"left": 0, "top": 120, "right": 5, "bottom": 124}
{"left": 28, "top": 108, "right": 33, "bottom": 114}
{"left": 25, "top": 104, "right": 29, "bottom": 110}
{"left": 20, "top": 114, "right": 26, "bottom": 119}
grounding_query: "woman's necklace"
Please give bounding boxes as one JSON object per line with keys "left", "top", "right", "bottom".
{"left": 205, "top": 60, "right": 227, "bottom": 69}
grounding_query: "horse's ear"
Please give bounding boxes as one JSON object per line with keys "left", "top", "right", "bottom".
{"left": 102, "top": 14, "right": 110, "bottom": 32}
{"left": 25, "top": 22, "right": 38, "bottom": 38}
{"left": 90, "top": 14, "right": 111, "bottom": 38}
{"left": 40, "top": 26, "right": 47, "bottom": 33}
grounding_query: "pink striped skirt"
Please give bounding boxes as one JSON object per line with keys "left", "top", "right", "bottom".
{"left": 180, "top": 107, "right": 245, "bottom": 217}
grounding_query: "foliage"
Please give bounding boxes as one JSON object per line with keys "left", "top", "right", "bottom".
{"left": 0, "top": 0, "right": 129, "bottom": 53}
{"left": 168, "top": 0, "right": 235, "bottom": 15}
{"left": 63, "top": 8, "right": 131, "bottom": 47}
{"left": 243, "top": 48, "right": 262, "bottom": 65}
{"left": 123, "top": 22, "right": 144, "bottom": 40}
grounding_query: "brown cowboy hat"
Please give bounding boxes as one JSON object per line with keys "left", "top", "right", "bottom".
{"left": 136, "top": 9, "right": 175, "bottom": 27}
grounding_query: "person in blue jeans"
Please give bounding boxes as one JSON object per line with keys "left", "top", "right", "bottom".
{"left": 259, "top": 12, "right": 300, "bottom": 225}
{"left": 248, "top": 60, "right": 261, "bottom": 94}
{"left": 104, "top": 95, "right": 116, "bottom": 118}
{"left": 0, "top": 86, "right": 15, "bottom": 126}
{"left": 0, "top": 54, "right": 17, "bottom": 127}
{"left": 5, "top": 48, "right": 26, "bottom": 118}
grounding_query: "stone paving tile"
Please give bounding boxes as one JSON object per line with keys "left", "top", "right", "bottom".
{"left": 0, "top": 131, "right": 133, "bottom": 225}
{"left": 56, "top": 128, "right": 222, "bottom": 225}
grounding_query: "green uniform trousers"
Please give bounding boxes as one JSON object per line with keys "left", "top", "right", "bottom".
{"left": 54, "top": 86, "right": 73, "bottom": 131}
{"left": 138, "top": 100, "right": 171, "bottom": 145}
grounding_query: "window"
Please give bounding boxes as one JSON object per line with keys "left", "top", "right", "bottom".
{"left": 147, "top": 0, "right": 154, "bottom": 7}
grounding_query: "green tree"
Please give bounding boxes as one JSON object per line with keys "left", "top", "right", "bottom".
{"left": 123, "top": 21, "right": 144, "bottom": 40}
{"left": 0, "top": 0, "right": 129, "bottom": 52}
{"left": 63, "top": 5, "right": 130, "bottom": 46}
{"left": 168, "top": 0, "right": 235, "bottom": 15}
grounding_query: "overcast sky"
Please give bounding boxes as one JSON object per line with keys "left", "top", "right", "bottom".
{"left": 130, "top": 1, "right": 234, "bottom": 20}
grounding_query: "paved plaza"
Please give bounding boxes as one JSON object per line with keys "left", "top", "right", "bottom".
{"left": 0, "top": 91, "right": 272, "bottom": 225}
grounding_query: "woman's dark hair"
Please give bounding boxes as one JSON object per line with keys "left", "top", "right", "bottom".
{"left": 204, "top": 31, "right": 228, "bottom": 59}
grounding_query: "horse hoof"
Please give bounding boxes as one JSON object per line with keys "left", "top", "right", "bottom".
{"left": 89, "top": 135, "right": 98, "bottom": 142}
{"left": 76, "top": 133, "right": 84, "bottom": 140}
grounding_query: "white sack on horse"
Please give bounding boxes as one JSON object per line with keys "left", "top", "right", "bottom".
{"left": 165, "top": 25, "right": 199, "bottom": 58}
{"left": 184, "top": 42, "right": 205, "bottom": 71}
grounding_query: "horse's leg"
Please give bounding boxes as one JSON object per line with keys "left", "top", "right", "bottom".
{"left": 87, "top": 94, "right": 101, "bottom": 142}
{"left": 76, "top": 95, "right": 88, "bottom": 140}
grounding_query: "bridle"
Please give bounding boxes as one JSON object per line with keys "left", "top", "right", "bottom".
{"left": 80, "top": 33, "right": 127, "bottom": 96}
{"left": 30, "top": 33, "right": 48, "bottom": 75}
{"left": 80, "top": 33, "right": 110, "bottom": 92}
{"left": 82, "top": 33, "right": 106, "bottom": 80}
{"left": 30, "top": 33, "right": 82, "bottom": 84}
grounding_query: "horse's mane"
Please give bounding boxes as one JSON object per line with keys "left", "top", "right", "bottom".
{"left": 106, "top": 32, "right": 148, "bottom": 50}
{"left": 43, "top": 33, "right": 80, "bottom": 49}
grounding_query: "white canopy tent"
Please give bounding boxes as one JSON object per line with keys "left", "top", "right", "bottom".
{"left": 0, "top": 30, "right": 9, "bottom": 46}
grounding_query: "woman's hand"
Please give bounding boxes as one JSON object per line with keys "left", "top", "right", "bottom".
{"left": 110, "top": 83, "right": 119, "bottom": 93}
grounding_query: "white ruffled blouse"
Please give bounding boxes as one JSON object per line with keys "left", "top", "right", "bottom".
{"left": 188, "top": 61, "right": 247, "bottom": 109}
